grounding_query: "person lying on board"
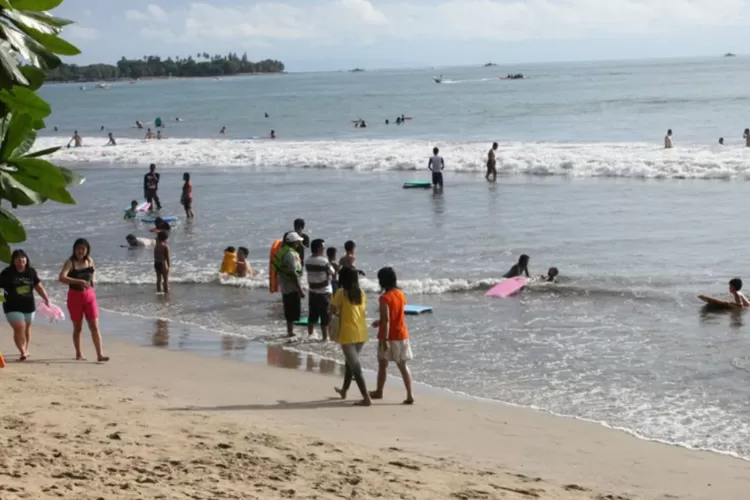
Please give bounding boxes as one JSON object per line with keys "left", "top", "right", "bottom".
{"left": 541, "top": 267, "right": 559, "bottom": 283}
{"left": 123, "top": 234, "right": 154, "bottom": 249}
{"left": 729, "top": 278, "right": 750, "bottom": 307}
{"left": 503, "top": 254, "right": 530, "bottom": 279}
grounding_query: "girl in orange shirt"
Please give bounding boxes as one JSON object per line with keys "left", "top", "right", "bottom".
{"left": 370, "top": 267, "right": 414, "bottom": 404}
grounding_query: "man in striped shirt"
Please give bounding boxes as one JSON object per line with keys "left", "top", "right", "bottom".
{"left": 305, "top": 239, "right": 334, "bottom": 341}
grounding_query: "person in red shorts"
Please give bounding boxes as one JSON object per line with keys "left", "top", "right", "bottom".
{"left": 58, "top": 238, "right": 109, "bottom": 362}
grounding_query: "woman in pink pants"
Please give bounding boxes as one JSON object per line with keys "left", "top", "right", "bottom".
{"left": 59, "top": 238, "right": 109, "bottom": 362}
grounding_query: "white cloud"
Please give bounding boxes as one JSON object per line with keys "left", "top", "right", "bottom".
{"left": 130, "top": 0, "right": 750, "bottom": 46}
{"left": 126, "top": 4, "right": 169, "bottom": 23}
{"left": 66, "top": 25, "right": 99, "bottom": 40}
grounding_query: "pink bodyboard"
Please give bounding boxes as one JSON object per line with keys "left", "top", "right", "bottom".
{"left": 485, "top": 277, "right": 530, "bottom": 298}
{"left": 37, "top": 302, "right": 65, "bottom": 322}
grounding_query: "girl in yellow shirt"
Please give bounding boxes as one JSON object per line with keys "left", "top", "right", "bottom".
{"left": 331, "top": 267, "right": 371, "bottom": 406}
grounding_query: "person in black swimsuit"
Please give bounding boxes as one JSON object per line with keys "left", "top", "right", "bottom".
{"left": 144, "top": 163, "right": 162, "bottom": 211}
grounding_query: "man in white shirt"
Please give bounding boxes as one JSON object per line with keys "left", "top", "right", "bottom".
{"left": 305, "top": 238, "right": 334, "bottom": 340}
{"left": 428, "top": 147, "right": 444, "bottom": 192}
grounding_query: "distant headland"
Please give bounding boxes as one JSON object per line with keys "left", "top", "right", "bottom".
{"left": 44, "top": 53, "right": 285, "bottom": 83}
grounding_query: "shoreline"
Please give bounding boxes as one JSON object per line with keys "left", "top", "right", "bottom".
{"left": 2, "top": 322, "right": 748, "bottom": 499}
{"left": 44, "top": 72, "right": 286, "bottom": 85}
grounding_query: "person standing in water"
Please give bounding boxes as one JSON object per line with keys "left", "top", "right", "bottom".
{"left": 144, "top": 163, "right": 162, "bottom": 211}
{"left": 486, "top": 142, "right": 498, "bottom": 182}
{"left": 58, "top": 238, "right": 108, "bottom": 362}
{"left": 67, "top": 130, "right": 82, "bottom": 148}
{"left": 274, "top": 232, "right": 306, "bottom": 337}
{"left": 181, "top": 172, "right": 194, "bottom": 220}
{"left": 744, "top": 129, "right": 750, "bottom": 147}
{"left": 106, "top": 133, "right": 116, "bottom": 146}
{"left": 428, "top": 147, "right": 444, "bottom": 192}
{"left": 154, "top": 231, "right": 171, "bottom": 295}
{"left": 664, "top": 129, "right": 673, "bottom": 149}
{"left": 305, "top": 239, "right": 334, "bottom": 341}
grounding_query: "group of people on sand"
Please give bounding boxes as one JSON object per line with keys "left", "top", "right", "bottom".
{"left": 664, "top": 128, "right": 750, "bottom": 148}
{"left": 0, "top": 240, "right": 109, "bottom": 364}
{"left": 271, "top": 219, "right": 415, "bottom": 406}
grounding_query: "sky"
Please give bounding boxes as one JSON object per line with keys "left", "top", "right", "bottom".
{"left": 56, "top": 0, "right": 750, "bottom": 71}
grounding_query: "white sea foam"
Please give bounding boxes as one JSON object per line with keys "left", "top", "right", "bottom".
{"left": 34, "top": 137, "right": 750, "bottom": 179}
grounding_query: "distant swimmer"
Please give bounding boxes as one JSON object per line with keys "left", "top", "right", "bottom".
{"left": 106, "top": 132, "right": 116, "bottom": 146}
{"left": 220, "top": 126, "right": 226, "bottom": 135}
{"left": 396, "top": 116, "right": 402, "bottom": 125}
{"left": 719, "top": 137, "right": 725, "bottom": 145}
{"left": 744, "top": 128, "right": 750, "bottom": 147}
{"left": 67, "top": 130, "right": 82, "bottom": 148}
{"left": 486, "top": 142, "right": 498, "bottom": 182}
{"left": 270, "top": 129, "right": 276, "bottom": 139}
{"left": 428, "top": 147, "right": 444, "bottom": 192}
{"left": 504, "top": 254, "right": 530, "bottom": 279}
{"left": 136, "top": 120, "right": 143, "bottom": 129}
{"left": 123, "top": 234, "right": 154, "bottom": 248}
{"left": 359, "top": 120, "right": 367, "bottom": 128}
{"left": 175, "top": 117, "right": 183, "bottom": 122}
{"left": 145, "top": 128, "right": 155, "bottom": 140}
{"left": 664, "top": 129, "right": 673, "bottom": 149}
{"left": 265, "top": 112, "right": 269, "bottom": 118}
{"left": 53, "top": 126, "right": 58, "bottom": 132}
{"left": 100, "top": 126, "right": 104, "bottom": 132}
{"left": 156, "top": 130, "right": 163, "bottom": 140}
{"left": 385, "top": 119, "right": 389, "bottom": 125}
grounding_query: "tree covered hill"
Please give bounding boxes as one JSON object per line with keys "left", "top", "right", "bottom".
{"left": 44, "top": 53, "right": 285, "bottom": 82}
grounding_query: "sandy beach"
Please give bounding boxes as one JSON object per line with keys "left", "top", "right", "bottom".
{"left": 1, "top": 324, "right": 748, "bottom": 500}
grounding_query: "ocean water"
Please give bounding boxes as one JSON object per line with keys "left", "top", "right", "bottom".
{"left": 16, "top": 57, "right": 750, "bottom": 460}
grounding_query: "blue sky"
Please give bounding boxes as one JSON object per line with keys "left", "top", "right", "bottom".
{"left": 56, "top": 0, "right": 750, "bottom": 71}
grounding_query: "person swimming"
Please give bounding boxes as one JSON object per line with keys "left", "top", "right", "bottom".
{"left": 270, "top": 130, "right": 276, "bottom": 139}
{"left": 145, "top": 128, "right": 155, "bottom": 140}
{"left": 541, "top": 267, "right": 559, "bottom": 282}
{"left": 744, "top": 129, "right": 750, "bottom": 147}
{"left": 124, "top": 200, "right": 138, "bottom": 220}
{"left": 123, "top": 234, "right": 154, "bottom": 248}
{"left": 220, "top": 126, "right": 226, "bottom": 135}
{"left": 153, "top": 217, "right": 171, "bottom": 231}
{"left": 504, "top": 254, "right": 530, "bottom": 278}
{"left": 220, "top": 246, "right": 237, "bottom": 275}
{"left": 156, "top": 130, "right": 163, "bottom": 140}
{"left": 719, "top": 137, "right": 725, "bottom": 145}
{"left": 729, "top": 278, "right": 750, "bottom": 307}
{"left": 136, "top": 120, "right": 144, "bottom": 129}
{"left": 106, "top": 132, "right": 116, "bottom": 146}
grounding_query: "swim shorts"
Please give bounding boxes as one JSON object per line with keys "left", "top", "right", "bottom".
{"left": 5, "top": 311, "right": 34, "bottom": 324}
{"left": 431, "top": 171, "right": 443, "bottom": 188}
{"left": 282, "top": 292, "right": 301, "bottom": 323}
{"left": 308, "top": 293, "right": 331, "bottom": 326}
{"left": 67, "top": 288, "right": 98, "bottom": 322}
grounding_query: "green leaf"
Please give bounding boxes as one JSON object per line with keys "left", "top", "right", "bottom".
{"left": 10, "top": 0, "right": 64, "bottom": 11}
{"left": 12, "top": 130, "right": 34, "bottom": 157}
{"left": 3, "top": 9, "right": 62, "bottom": 35}
{"left": 0, "top": 86, "right": 51, "bottom": 119}
{"left": 9, "top": 170, "right": 74, "bottom": 203}
{"left": 21, "top": 28, "right": 79, "bottom": 56}
{"left": 20, "top": 35, "right": 60, "bottom": 69}
{"left": 31, "top": 117, "right": 43, "bottom": 130}
{"left": 0, "top": 170, "right": 44, "bottom": 205}
{"left": 0, "top": 0, "right": 12, "bottom": 9}
{"left": 0, "top": 112, "right": 32, "bottom": 160}
{"left": 23, "top": 144, "right": 58, "bottom": 158}
{"left": 24, "top": 11, "right": 73, "bottom": 28}
{"left": 19, "top": 63, "right": 44, "bottom": 91}
{"left": 0, "top": 40, "right": 27, "bottom": 88}
{"left": 59, "top": 166, "right": 83, "bottom": 185}
{"left": 0, "top": 206, "right": 26, "bottom": 243}
{"left": 0, "top": 236, "right": 11, "bottom": 263}
{"left": 9, "top": 156, "right": 68, "bottom": 186}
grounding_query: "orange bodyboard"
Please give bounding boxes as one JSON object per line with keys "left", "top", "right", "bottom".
{"left": 269, "top": 240, "right": 282, "bottom": 293}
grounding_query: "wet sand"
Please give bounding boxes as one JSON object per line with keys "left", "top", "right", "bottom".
{"left": 0, "top": 324, "right": 748, "bottom": 500}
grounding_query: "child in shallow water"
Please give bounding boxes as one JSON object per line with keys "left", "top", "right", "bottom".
{"left": 729, "top": 278, "right": 750, "bottom": 307}
{"left": 541, "top": 267, "right": 559, "bottom": 282}
{"left": 124, "top": 200, "right": 138, "bottom": 220}
{"left": 235, "top": 247, "right": 255, "bottom": 277}
{"left": 504, "top": 254, "right": 530, "bottom": 279}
